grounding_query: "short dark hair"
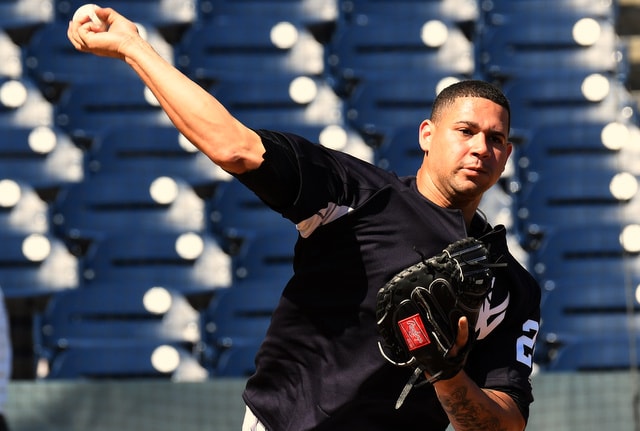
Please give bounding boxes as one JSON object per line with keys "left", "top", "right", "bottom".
{"left": 430, "top": 80, "right": 511, "bottom": 132}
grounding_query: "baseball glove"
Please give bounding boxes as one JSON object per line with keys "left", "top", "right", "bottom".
{"left": 376, "top": 237, "right": 498, "bottom": 408}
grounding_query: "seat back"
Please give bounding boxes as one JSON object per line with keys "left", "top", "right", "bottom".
{"left": 81, "top": 231, "right": 231, "bottom": 296}
{"left": 51, "top": 172, "right": 206, "bottom": 254}
{"left": 35, "top": 285, "right": 201, "bottom": 359}
{"left": 45, "top": 342, "right": 207, "bottom": 380}
{"left": 0, "top": 232, "right": 79, "bottom": 298}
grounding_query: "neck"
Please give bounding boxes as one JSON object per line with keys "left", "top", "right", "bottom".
{"left": 416, "top": 170, "right": 482, "bottom": 228}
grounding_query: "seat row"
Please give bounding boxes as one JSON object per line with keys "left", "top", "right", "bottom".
{"left": 32, "top": 280, "right": 283, "bottom": 379}
{"left": 4, "top": 0, "right": 637, "bottom": 376}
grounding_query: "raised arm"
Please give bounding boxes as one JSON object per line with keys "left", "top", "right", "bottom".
{"left": 66, "top": 7, "right": 265, "bottom": 174}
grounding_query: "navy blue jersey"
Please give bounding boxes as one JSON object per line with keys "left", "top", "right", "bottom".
{"left": 238, "top": 130, "right": 540, "bottom": 431}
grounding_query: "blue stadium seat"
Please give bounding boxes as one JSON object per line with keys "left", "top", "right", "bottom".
{"left": 373, "top": 126, "right": 422, "bottom": 175}
{"left": 197, "top": 0, "right": 338, "bottom": 25}
{"left": 327, "top": 7, "right": 474, "bottom": 95}
{"left": 0, "top": 124, "right": 83, "bottom": 198}
{"left": 0, "top": 0, "right": 53, "bottom": 45}
{"left": 51, "top": 172, "right": 206, "bottom": 255}
{"left": 208, "top": 74, "right": 342, "bottom": 131}
{"left": 502, "top": 72, "right": 638, "bottom": 132}
{"left": 529, "top": 224, "right": 640, "bottom": 283}
{"left": 86, "top": 124, "right": 229, "bottom": 189}
{"left": 0, "top": 179, "right": 50, "bottom": 234}
{"left": 80, "top": 231, "right": 231, "bottom": 296}
{"left": 337, "top": 0, "right": 478, "bottom": 25}
{"left": 43, "top": 342, "right": 208, "bottom": 380}
{"left": 512, "top": 144, "right": 640, "bottom": 238}
{"left": 0, "top": 76, "right": 54, "bottom": 129}
{"left": 0, "top": 231, "right": 79, "bottom": 298}
{"left": 543, "top": 333, "right": 640, "bottom": 371}
{"left": 480, "top": 0, "right": 617, "bottom": 22}
{"left": 24, "top": 22, "right": 142, "bottom": 102}
{"left": 202, "top": 282, "right": 281, "bottom": 370}
{"left": 0, "top": 29, "right": 22, "bottom": 78}
{"left": 478, "top": 16, "right": 625, "bottom": 80}
{"left": 515, "top": 146, "right": 640, "bottom": 190}
{"left": 230, "top": 228, "right": 298, "bottom": 284}
{"left": 54, "top": 78, "right": 171, "bottom": 146}
{"left": 512, "top": 119, "right": 638, "bottom": 161}
{"left": 177, "top": 14, "right": 327, "bottom": 84}
{"left": 538, "top": 271, "right": 640, "bottom": 338}
{"left": 207, "top": 178, "right": 292, "bottom": 254}
{"left": 204, "top": 74, "right": 375, "bottom": 161}
{"left": 345, "top": 74, "right": 459, "bottom": 148}
{"left": 33, "top": 284, "right": 201, "bottom": 363}
{"left": 213, "top": 342, "right": 260, "bottom": 377}
{"left": 55, "top": 0, "right": 195, "bottom": 41}
{"left": 515, "top": 171, "right": 640, "bottom": 242}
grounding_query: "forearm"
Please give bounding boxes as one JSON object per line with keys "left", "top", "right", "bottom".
{"left": 119, "top": 34, "right": 263, "bottom": 173}
{"left": 434, "top": 372, "right": 525, "bottom": 431}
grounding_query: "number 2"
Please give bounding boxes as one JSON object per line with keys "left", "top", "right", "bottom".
{"left": 516, "top": 319, "right": 539, "bottom": 367}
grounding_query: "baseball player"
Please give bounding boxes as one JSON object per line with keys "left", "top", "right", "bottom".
{"left": 68, "top": 8, "right": 540, "bottom": 430}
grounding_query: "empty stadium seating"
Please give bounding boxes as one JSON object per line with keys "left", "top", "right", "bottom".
{"left": 0, "top": 179, "right": 50, "bottom": 234}
{"left": 337, "top": 0, "right": 478, "bottom": 27}
{"left": 0, "top": 29, "right": 23, "bottom": 78}
{"left": 477, "top": 1, "right": 624, "bottom": 80}
{"left": 529, "top": 223, "right": 640, "bottom": 283}
{"left": 55, "top": 0, "right": 195, "bottom": 42}
{"left": 513, "top": 159, "right": 640, "bottom": 240}
{"left": 0, "top": 76, "right": 54, "bottom": 128}
{"left": 0, "top": 125, "right": 83, "bottom": 199}
{"left": 177, "top": 14, "right": 327, "bottom": 83}
{"left": 202, "top": 282, "right": 282, "bottom": 373}
{"left": 51, "top": 172, "right": 206, "bottom": 254}
{"left": 0, "top": 231, "right": 79, "bottom": 298}
{"left": 543, "top": 334, "right": 640, "bottom": 372}
{"left": 373, "top": 125, "right": 423, "bottom": 174}
{"left": 212, "top": 341, "right": 261, "bottom": 377}
{"left": 539, "top": 271, "right": 640, "bottom": 337}
{"left": 1, "top": 0, "right": 637, "bottom": 379}
{"left": 86, "top": 124, "right": 230, "bottom": 188}
{"left": 504, "top": 72, "right": 638, "bottom": 130}
{"left": 80, "top": 230, "right": 231, "bottom": 295}
{"left": 328, "top": 4, "right": 474, "bottom": 95}
{"left": 207, "top": 178, "right": 292, "bottom": 253}
{"left": 230, "top": 228, "right": 298, "bottom": 284}
{"left": 43, "top": 343, "right": 208, "bottom": 380}
{"left": 0, "top": 0, "right": 53, "bottom": 45}
{"left": 197, "top": 0, "right": 338, "bottom": 25}
{"left": 344, "top": 73, "right": 458, "bottom": 148}
{"left": 54, "top": 78, "right": 172, "bottom": 146}
{"left": 24, "top": 21, "right": 142, "bottom": 101}
{"left": 33, "top": 284, "right": 201, "bottom": 362}
{"left": 480, "top": 0, "right": 617, "bottom": 22}
{"left": 209, "top": 73, "right": 343, "bottom": 130}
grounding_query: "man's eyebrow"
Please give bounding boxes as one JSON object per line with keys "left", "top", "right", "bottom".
{"left": 455, "top": 121, "right": 507, "bottom": 139}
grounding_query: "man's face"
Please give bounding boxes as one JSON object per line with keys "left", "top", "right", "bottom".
{"left": 418, "top": 96, "right": 512, "bottom": 208}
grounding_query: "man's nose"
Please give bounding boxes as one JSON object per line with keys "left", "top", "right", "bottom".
{"left": 470, "top": 134, "right": 491, "bottom": 158}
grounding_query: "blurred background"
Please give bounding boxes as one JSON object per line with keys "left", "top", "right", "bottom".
{"left": 1, "top": 0, "right": 640, "bottom": 429}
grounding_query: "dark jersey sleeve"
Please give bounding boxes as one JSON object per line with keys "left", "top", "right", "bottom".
{"left": 233, "top": 129, "right": 301, "bottom": 211}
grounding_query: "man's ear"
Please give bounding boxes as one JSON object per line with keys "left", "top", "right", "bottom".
{"left": 418, "top": 119, "right": 433, "bottom": 153}
{"left": 501, "top": 142, "right": 514, "bottom": 173}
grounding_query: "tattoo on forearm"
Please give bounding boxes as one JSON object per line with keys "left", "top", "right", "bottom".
{"left": 440, "top": 387, "right": 506, "bottom": 431}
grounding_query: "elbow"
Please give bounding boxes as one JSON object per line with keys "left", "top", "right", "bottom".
{"left": 203, "top": 126, "right": 265, "bottom": 174}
